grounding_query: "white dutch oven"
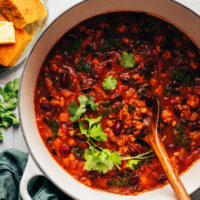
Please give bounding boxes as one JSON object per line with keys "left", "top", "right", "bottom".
{"left": 19, "top": 0, "right": 200, "bottom": 199}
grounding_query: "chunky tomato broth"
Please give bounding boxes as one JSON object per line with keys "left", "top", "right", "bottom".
{"left": 35, "top": 12, "right": 200, "bottom": 195}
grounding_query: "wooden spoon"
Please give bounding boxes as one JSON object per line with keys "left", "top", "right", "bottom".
{"left": 146, "top": 95, "right": 190, "bottom": 200}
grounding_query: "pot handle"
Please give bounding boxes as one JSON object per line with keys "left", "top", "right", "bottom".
{"left": 20, "top": 155, "right": 44, "bottom": 200}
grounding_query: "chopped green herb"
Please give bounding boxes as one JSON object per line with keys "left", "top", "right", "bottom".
{"left": 103, "top": 75, "right": 117, "bottom": 90}
{"left": 164, "top": 86, "right": 181, "bottom": 96}
{"left": 100, "top": 28, "right": 118, "bottom": 52}
{"left": 73, "top": 146, "right": 84, "bottom": 160}
{"left": 171, "top": 69, "right": 195, "bottom": 86}
{"left": 174, "top": 123, "right": 191, "bottom": 147}
{"left": 0, "top": 112, "right": 19, "bottom": 128}
{"left": 45, "top": 120, "right": 59, "bottom": 138}
{"left": 75, "top": 59, "right": 94, "bottom": 75}
{"left": 107, "top": 179, "right": 118, "bottom": 186}
{"left": 120, "top": 52, "right": 136, "bottom": 68}
{"left": 107, "top": 171, "right": 134, "bottom": 186}
{"left": 101, "top": 108, "right": 112, "bottom": 116}
{"left": 67, "top": 38, "right": 82, "bottom": 55}
{"left": 46, "top": 137, "right": 53, "bottom": 145}
{"left": 128, "top": 104, "right": 136, "bottom": 113}
{"left": 142, "top": 19, "right": 160, "bottom": 31}
{"left": 0, "top": 78, "right": 20, "bottom": 102}
{"left": 100, "top": 101, "right": 112, "bottom": 108}
{"left": 0, "top": 78, "right": 20, "bottom": 141}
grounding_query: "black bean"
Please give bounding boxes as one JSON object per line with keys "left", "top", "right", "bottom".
{"left": 61, "top": 71, "right": 69, "bottom": 88}
{"left": 171, "top": 80, "right": 178, "bottom": 87}
{"left": 59, "top": 145, "right": 71, "bottom": 156}
{"left": 120, "top": 73, "right": 131, "bottom": 84}
{"left": 110, "top": 94, "right": 122, "bottom": 103}
{"left": 104, "top": 52, "right": 112, "bottom": 59}
{"left": 93, "top": 74, "right": 100, "bottom": 79}
{"left": 40, "top": 102, "right": 51, "bottom": 111}
{"left": 190, "top": 122, "right": 198, "bottom": 131}
{"left": 157, "top": 174, "right": 167, "bottom": 183}
{"left": 129, "top": 174, "right": 140, "bottom": 185}
{"left": 134, "top": 40, "right": 142, "bottom": 49}
{"left": 174, "top": 105, "right": 181, "bottom": 117}
{"left": 107, "top": 62, "right": 112, "bottom": 68}
{"left": 145, "top": 96, "right": 153, "bottom": 107}
{"left": 181, "top": 98, "right": 187, "bottom": 105}
{"left": 113, "top": 120, "right": 123, "bottom": 136}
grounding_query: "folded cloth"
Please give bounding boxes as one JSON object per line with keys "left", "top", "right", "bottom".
{"left": 0, "top": 149, "right": 72, "bottom": 200}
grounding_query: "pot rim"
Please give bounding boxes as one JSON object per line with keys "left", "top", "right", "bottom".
{"left": 18, "top": 0, "right": 200, "bottom": 199}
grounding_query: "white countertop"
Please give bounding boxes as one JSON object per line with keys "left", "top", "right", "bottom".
{"left": 0, "top": 0, "right": 199, "bottom": 153}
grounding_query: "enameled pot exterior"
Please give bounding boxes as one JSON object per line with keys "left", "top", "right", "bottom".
{"left": 19, "top": 0, "right": 200, "bottom": 199}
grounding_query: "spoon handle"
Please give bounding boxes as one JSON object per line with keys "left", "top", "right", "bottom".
{"left": 149, "top": 129, "right": 190, "bottom": 200}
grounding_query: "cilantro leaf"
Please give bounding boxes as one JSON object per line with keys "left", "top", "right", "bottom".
{"left": 84, "top": 115, "right": 102, "bottom": 128}
{"left": 86, "top": 96, "right": 98, "bottom": 111}
{"left": 0, "top": 99, "right": 6, "bottom": 112}
{"left": 6, "top": 98, "right": 18, "bottom": 110}
{"left": 78, "top": 95, "right": 98, "bottom": 111}
{"left": 79, "top": 122, "right": 88, "bottom": 135}
{"left": 103, "top": 76, "right": 117, "bottom": 90}
{"left": 79, "top": 116, "right": 107, "bottom": 142}
{"left": 126, "top": 159, "right": 140, "bottom": 170}
{"left": 67, "top": 102, "right": 78, "bottom": 116}
{"left": 67, "top": 101, "right": 86, "bottom": 123}
{"left": 84, "top": 146, "right": 121, "bottom": 173}
{"left": 0, "top": 111, "right": 19, "bottom": 128}
{"left": 70, "top": 103, "right": 86, "bottom": 123}
{"left": 67, "top": 95, "right": 98, "bottom": 122}
{"left": 90, "top": 123, "right": 107, "bottom": 142}
{"left": 120, "top": 52, "right": 136, "bottom": 68}
{"left": 78, "top": 95, "right": 88, "bottom": 105}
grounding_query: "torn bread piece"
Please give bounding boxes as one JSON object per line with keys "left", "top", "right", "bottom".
{"left": 0, "top": 0, "right": 47, "bottom": 29}
{"left": 0, "top": 13, "right": 32, "bottom": 67}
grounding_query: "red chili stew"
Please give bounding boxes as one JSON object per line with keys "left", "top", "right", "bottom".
{"left": 35, "top": 12, "right": 200, "bottom": 195}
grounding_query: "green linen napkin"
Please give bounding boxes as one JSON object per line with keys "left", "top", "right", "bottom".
{"left": 0, "top": 149, "right": 72, "bottom": 200}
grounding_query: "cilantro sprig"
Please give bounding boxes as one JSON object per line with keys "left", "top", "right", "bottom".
{"left": 120, "top": 52, "right": 136, "bottom": 68}
{"left": 83, "top": 141, "right": 153, "bottom": 173}
{"left": 0, "top": 78, "right": 20, "bottom": 141}
{"left": 67, "top": 95, "right": 98, "bottom": 123}
{"left": 76, "top": 115, "right": 153, "bottom": 174}
{"left": 103, "top": 75, "right": 117, "bottom": 90}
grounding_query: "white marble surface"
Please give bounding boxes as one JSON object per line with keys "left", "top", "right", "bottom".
{"left": 0, "top": 0, "right": 199, "bottom": 153}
